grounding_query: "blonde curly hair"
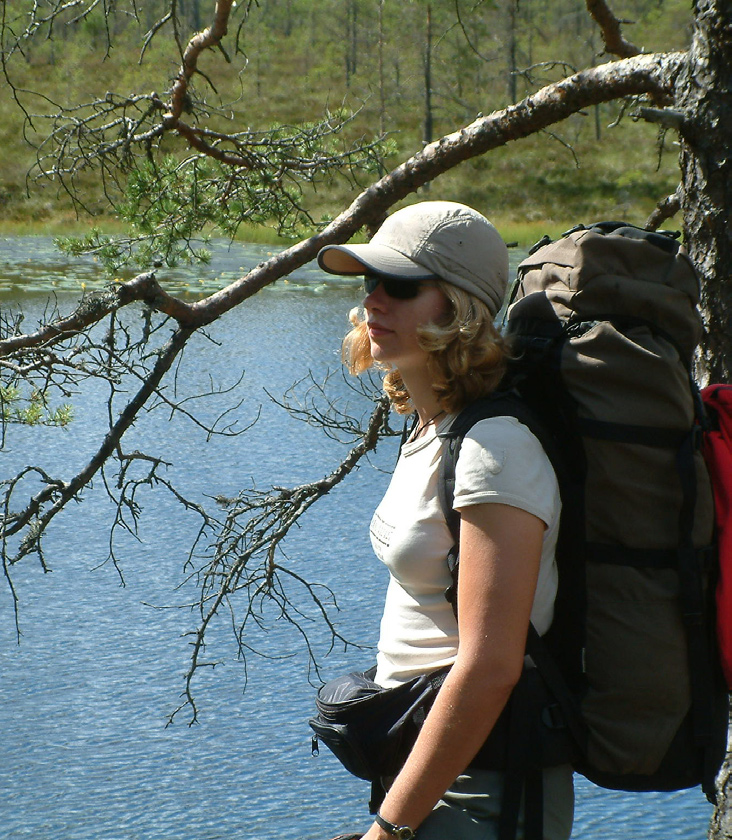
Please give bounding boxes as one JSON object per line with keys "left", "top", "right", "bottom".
{"left": 342, "top": 281, "right": 510, "bottom": 415}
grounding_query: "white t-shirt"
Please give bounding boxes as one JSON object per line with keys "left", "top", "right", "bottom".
{"left": 371, "top": 414, "right": 561, "bottom": 687}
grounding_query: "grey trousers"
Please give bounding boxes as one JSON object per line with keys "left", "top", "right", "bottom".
{"left": 415, "top": 765, "right": 574, "bottom": 840}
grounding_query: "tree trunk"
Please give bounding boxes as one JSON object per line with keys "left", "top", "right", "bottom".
{"left": 507, "top": 0, "right": 518, "bottom": 104}
{"left": 710, "top": 735, "right": 732, "bottom": 840}
{"left": 677, "top": 0, "right": 732, "bottom": 384}
{"left": 378, "top": 0, "right": 386, "bottom": 137}
{"left": 423, "top": 4, "right": 433, "bottom": 149}
{"left": 676, "top": 11, "right": 732, "bottom": 838}
{"left": 344, "top": 0, "right": 358, "bottom": 87}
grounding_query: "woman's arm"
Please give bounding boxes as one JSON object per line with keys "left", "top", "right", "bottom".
{"left": 361, "top": 501, "right": 545, "bottom": 840}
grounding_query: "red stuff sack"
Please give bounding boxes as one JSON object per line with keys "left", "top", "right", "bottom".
{"left": 701, "top": 383, "right": 732, "bottom": 689}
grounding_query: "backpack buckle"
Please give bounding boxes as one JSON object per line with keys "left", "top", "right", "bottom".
{"left": 541, "top": 703, "right": 567, "bottom": 730}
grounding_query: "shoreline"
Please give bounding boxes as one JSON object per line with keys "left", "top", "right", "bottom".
{"left": 0, "top": 216, "right": 572, "bottom": 251}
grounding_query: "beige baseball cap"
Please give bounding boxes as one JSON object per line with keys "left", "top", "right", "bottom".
{"left": 317, "top": 201, "right": 508, "bottom": 316}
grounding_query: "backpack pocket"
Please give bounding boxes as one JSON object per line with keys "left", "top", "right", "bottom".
{"left": 309, "top": 717, "right": 378, "bottom": 781}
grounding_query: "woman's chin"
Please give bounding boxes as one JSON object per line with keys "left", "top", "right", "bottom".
{"left": 368, "top": 341, "right": 389, "bottom": 364}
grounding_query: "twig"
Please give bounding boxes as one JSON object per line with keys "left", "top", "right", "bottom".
{"left": 635, "top": 106, "right": 685, "bottom": 130}
{"left": 170, "top": 394, "right": 391, "bottom": 724}
{"left": 646, "top": 186, "right": 682, "bottom": 230}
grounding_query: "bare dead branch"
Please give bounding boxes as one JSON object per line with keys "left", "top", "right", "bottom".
{"left": 585, "top": 0, "right": 641, "bottom": 58}
{"left": 165, "top": 0, "right": 235, "bottom": 127}
{"left": 170, "top": 394, "right": 391, "bottom": 723}
{"left": 636, "top": 106, "right": 686, "bottom": 129}
{"left": 2, "top": 325, "right": 194, "bottom": 560}
{"left": 140, "top": 11, "right": 174, "bottom": 62}
{"left": 646, "top": 186, "right": 682, "bottom": 230}
{"left": 0, "top": 273, "right": 199, "bottom": 358}
{"left": 266, "top": 369, "right": 395, "bottom": 444}
{"left": 453, "top": 0, "right": 499, "bottom": 65}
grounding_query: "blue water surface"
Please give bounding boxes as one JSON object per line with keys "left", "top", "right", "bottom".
{"left": 0, "top": 238, "right": 717, "bottom": 839}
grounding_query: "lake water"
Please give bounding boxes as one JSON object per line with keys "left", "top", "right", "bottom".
{"left": 0, "top": 237, "right": 719, "bottom": 839}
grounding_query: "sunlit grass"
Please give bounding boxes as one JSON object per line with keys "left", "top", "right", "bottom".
{"left": 0, "top": 216, "right": 129, "bottom": 237}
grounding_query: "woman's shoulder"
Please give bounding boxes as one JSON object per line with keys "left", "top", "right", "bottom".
{"left": 453, "top": 413, "right": 560, "bottom": 521}
{"left": 455, "top": 414, "right": 558, "bottom": 493}
{"left": 463, "top": 414, "right": 546, "bottom": 453}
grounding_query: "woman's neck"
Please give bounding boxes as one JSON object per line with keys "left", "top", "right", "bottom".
{"left": 399, "top": 366, "right": 443, "bottom": 427}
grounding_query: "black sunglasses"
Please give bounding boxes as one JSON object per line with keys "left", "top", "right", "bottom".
{"left": 363, "top": 274, "right": 422, "bottom": 300}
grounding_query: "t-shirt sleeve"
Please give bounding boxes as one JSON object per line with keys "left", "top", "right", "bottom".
{"left": 452, "top": 415, "right": 558, "bottom": 527}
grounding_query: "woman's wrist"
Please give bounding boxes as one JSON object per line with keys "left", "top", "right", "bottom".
{"left": 373, "top": 811, "right": 417, "bottom": 839}
{"left": 361, "top": 821, "right": 392, "bottom": 840}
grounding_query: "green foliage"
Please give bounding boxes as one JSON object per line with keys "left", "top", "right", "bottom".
{"left": 55, "top": 111, "right": 391, "bottom": 270}
{"left": 0, "top": 384, "right": 73, "bottom": 426}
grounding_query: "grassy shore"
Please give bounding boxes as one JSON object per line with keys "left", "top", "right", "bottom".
{"left": 0, "top": 214, "right": 577, "bottom": 252}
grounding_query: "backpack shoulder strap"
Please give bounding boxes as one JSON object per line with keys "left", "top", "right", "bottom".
{"left": 438, "top": 391, "right": 564, "bottom": 539}
{"left": 439, "top": 394, "right": 587, "bottom": 840}
{"left": 437, "top": 391, "right": 565, "bottom": 608}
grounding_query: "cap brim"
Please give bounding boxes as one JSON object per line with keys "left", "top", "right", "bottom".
{"left": 317, "top": 243, "right": 438, "bottom": 280}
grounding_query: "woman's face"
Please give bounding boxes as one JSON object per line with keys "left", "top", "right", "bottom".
{"left": 363, "top": 278, "right": 449, "bottom": 373}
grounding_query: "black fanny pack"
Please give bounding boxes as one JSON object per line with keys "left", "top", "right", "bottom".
{"left": 309, "top": 665, "right": 448, "bottom": 782}
{"left": 309, "top": 661, "right": 577, "bottom": 784}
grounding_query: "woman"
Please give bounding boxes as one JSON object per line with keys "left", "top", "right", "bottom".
{"left": 317, "top": 201, "right": 573, "bottom": 840}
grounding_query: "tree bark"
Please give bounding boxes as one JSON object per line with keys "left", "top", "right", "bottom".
{"left": 667, "top": 10, "right": 732, "bottom": 833}
{"left": 677, "top": 0, "right": 732, "bottom": 384}
{"left": 710, "top": 734, "right": 732, "bottom": 840}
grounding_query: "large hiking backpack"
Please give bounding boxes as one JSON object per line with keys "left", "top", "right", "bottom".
{"left": 439, "top": 222, "right": 729, "bottom": 802}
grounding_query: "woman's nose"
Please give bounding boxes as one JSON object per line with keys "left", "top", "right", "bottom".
{"left": 363, "top": 280, "right": 388, "bottom": 311}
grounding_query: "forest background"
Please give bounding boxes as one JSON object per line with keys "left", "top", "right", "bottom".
{"left": 0, "top": 0, "right": 693, "bottom": 248}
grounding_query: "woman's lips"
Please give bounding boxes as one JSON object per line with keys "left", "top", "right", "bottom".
{"left": 368, "top": 322, "right": 393, "bottom": 337}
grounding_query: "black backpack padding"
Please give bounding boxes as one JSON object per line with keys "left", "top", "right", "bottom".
{"left": 439, "top": 222, "right": 729, "bottom": 802}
